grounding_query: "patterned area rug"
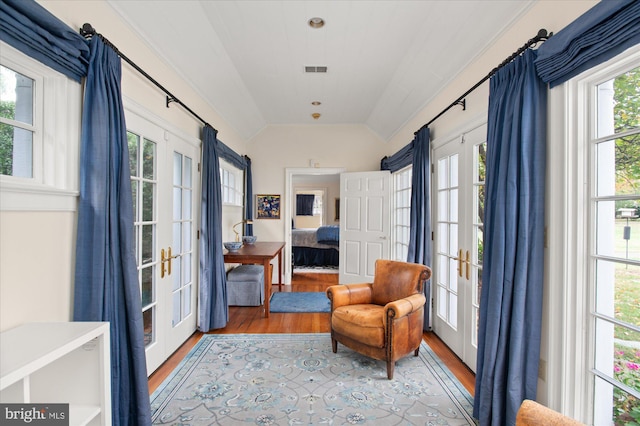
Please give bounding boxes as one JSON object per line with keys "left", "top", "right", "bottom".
{"left": 150, "top": 334, "right": 477, "bottom": 425}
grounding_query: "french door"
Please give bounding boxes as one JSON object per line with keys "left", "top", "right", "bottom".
{"left": 126, "top": 111, "right": 199, "bottom": 375}
{"left": 432, "top": 123, "right": 486, "bottom": 372}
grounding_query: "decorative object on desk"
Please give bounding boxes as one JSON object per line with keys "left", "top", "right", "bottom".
{"left": 242, "top": 235, "right": 257, "bottom": 245}
{"left": 232, "top": 219, "right": 253, "bottom": 242}
{"left": 150, "top": 334, "right": 475, "bottom": 425}
{"left": 223, "top": 241, "right": 243, "bottom": 252}
{"left": 256, "top": 194, "right": 281, "bottom": 219}
{"left": 269, "top": 291, "right": 330, "bottom": 313}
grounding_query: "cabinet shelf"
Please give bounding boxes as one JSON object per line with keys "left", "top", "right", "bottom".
{"left": 0, "top": 322, "right": 111, "bottom": 426}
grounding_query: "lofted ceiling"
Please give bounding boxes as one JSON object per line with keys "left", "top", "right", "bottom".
{"left": 107, "top": 0, "right": 534, "bottom": 142}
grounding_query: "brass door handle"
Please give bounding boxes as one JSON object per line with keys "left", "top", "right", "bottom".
{"left": 161, "top": 247, "right": 179, "bottom": 278}
{"left": 455, "top": 249, "right": 471, "bottom": 280}
{"left": 465, "top": 250, "right": 471, "bottom": 281}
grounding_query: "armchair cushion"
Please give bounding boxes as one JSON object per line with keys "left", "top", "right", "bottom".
{"left": 332, "top": 304, "right": 385, "bottom": 348}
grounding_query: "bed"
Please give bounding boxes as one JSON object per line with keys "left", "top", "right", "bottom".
{"left": 291, "top": 225, "right": 339, "bottom": 267}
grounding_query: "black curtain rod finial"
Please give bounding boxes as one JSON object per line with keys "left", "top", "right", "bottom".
{"left": 80, "top": 23, "right": 95, "bottom": 38}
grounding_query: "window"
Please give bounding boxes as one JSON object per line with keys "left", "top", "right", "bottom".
{"left": 589, "top": 63, "right": 640, "bottom": 426}
{"left": 393, "top": 166, "right": 412, "bottom": 261}
{"left": 220, "top": 160, "right": 243, "bottom": 206}
{"left": 0, "top": 42, "right": 81, "bottom": 211}
{"left": 0, "top": 65, "right": 35, "bottom": 178}
{"left": 312, "top": 194, "right": 323, "bottom": 216}
{"left": 295, "top": 189, "right": 325, "bottom": 225}
{"left": 556, "top": 47, "right": 640, "bottom": 424}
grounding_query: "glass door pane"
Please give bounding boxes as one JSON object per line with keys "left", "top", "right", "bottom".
{"left": 128, "top": 132, "right": 157, "bottom": 348}
{"left": 171, "top": 152, "right": 194, "bottom": 327}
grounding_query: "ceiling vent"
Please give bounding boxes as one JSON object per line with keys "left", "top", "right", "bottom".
{"left": 305, "top": 66, "right": 328, "bottom": 73}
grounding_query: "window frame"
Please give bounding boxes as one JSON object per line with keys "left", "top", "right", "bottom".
{"left": 547, "top": 44, "right": 640, "bottom": 423}
{"left": 392, "top": 165, "right": 412, "bottom": 262}
{"left": 219, "top": 159, "right": 244, "bottom": 207}
{"left": 0, "top": 41, "right": 82, "bottom": 212}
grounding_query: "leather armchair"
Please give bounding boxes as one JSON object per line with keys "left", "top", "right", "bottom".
{"left": 326, "top": 259, "right": 431, "bottom": 379}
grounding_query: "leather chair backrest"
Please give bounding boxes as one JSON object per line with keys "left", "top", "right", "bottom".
{"left": 370, "top": 259, "right": 429, "bottom": 306}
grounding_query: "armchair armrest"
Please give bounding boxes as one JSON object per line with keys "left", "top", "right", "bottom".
{"left": 384, "top": 293, "right": 426, "bottom": 320}
{"left": 326, "top": 283, "right": 373, "bottom": 309}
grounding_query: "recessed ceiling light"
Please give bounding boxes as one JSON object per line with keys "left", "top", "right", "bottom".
{"left": 311, "top": 101, "right": 321, "bottom": 106}
{"left": 312, "top": 113, "right": 321, "bottom": 120}
{"left": 308, "top": 17, "right": 325, "bottom": 29}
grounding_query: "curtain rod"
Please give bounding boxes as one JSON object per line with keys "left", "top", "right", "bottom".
{"left": 80, "top": 23, "right": 215, "bottom": 132}
{"left": 414, "top": 28, "right": 551, "bottom": 135}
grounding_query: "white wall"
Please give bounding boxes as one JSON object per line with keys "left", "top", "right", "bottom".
{"left": 0, "top": 212, "right": 76, "bottom": 330}
{"left": 247, "top": 124, "right": 387, "bottom": 241}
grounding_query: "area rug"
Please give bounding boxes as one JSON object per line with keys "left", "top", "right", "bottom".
{"left": 269, "top": 292, "right": 330, "bottom": 313}
{"left": 150, "top": 334, "right": 477, "bottom": 425}
{"left": 293, "top": 265, "right": 338, "bottom": 274}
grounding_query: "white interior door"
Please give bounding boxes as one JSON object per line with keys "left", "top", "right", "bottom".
{"left": 339, "top": 171, "right": 391, "bottom": 284}
{"left": 126, "top": 111, "right": 198, "bottom": 375}
{"left": 432, "top": 123, "right": 486, "bottom": 372}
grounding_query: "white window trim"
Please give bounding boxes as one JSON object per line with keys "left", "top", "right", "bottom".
{"left": 391, "top": 165, "right": 412, "bottom": 262}
{"left": 0, "top": 41, "right": 81, "bottom": 212}
{"left": 220, "top": 159, "right": 244, "bottom": 207}
{"left": 546, "top": 44, "right": 640, "bottom": 423}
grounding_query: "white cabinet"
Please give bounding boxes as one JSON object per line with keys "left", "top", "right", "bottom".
{"left": 0, "top": 322, "right": 111, "bottom": 426}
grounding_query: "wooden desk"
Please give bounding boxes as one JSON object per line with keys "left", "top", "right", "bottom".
{"left": 223, "top": 241, "right": 285, "bottom": 317}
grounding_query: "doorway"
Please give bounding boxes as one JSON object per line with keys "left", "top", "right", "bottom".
{"left": 284, "top": 168, "right": 345, "bottom": 284}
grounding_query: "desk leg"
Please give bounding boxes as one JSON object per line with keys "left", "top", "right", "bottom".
{"left": 278, "top": 249, "right": 282, "bottom": 291}
{"left": 263, "top": 259, "right": 271, "bottom": 318}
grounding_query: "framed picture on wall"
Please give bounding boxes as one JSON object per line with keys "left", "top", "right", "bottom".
{"left": 256, "top": 194, "right": 281, "bottom": 219}
{"left": 335, "top": 198, "right": 340, "bottom": 221}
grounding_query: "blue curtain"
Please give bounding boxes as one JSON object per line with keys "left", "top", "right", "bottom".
{"left": 406, "top": 128, "right": 432, "bottom": 331}
{"left": 244, "top": 156, "right": 254, "bottom": 236}
{"left": 380, "top": 140, "right": 413, "bottom": 172}
{"left": 296, "top": 194, "right": 315, "bottom": 216}
{"left": 473, "top": 49, "right": 546, "bottom": 426}
{"left": 217, "top": 140, "right": 253, "bottom": 236}
{"left": 535, "top": 0, "right": 640, "bottom": 87}
{"left": 407, "top": 127, "right": 431, "bottom": 266}
{"left": 73, "top": 36, "right": 151, "bottom": 426}
{"left": 0, "top": 0, "right": 89, "bottom": 81}
{"left": 199, "top": 125, "right": 229, "bottom": 331}
{"left": 381, "top": 127, "right": 432, "bottom": 329}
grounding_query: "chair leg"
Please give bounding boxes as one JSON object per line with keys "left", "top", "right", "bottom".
{"left": 414, "top": 347, "right": 420, "bottom": 356}
{"left": 386, "top": 360, "right": 394, "bottom": 380}
{"left": 331, "top": 338, "right": 337, "bottom": 353}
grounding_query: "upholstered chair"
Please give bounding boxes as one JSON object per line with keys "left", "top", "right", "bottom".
{"left": 326, "top": 259, "right": 431, "bottom": 379}
{"left": 516, "top": 400, "right": 585, "bottom": 425}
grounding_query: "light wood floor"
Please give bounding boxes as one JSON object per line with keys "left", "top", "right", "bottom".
{"left": 148, "top": 272, "right": 475, "bottom": 395}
